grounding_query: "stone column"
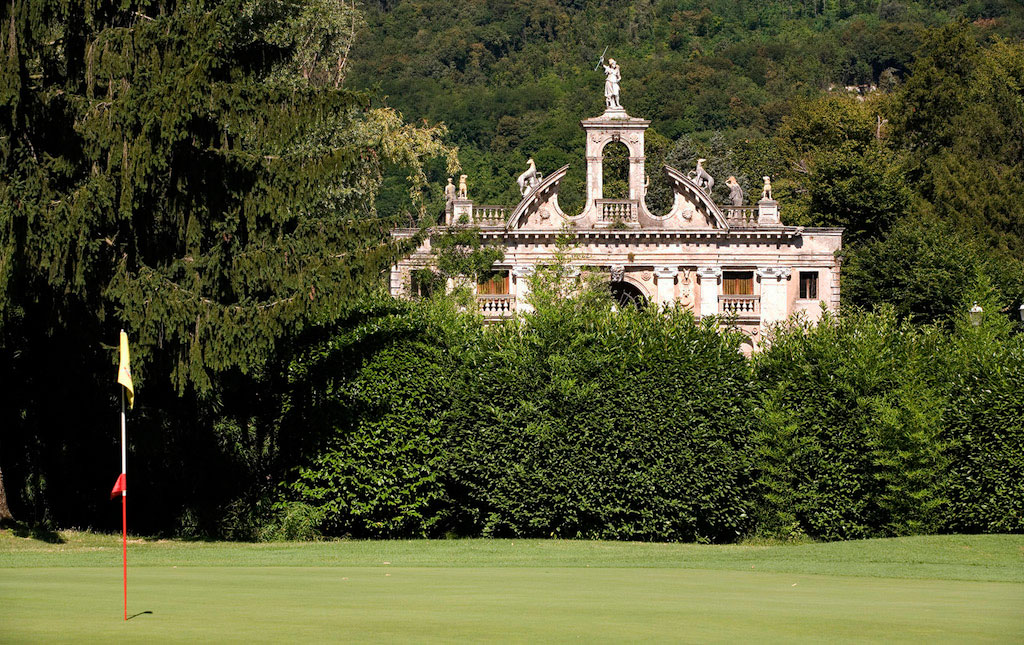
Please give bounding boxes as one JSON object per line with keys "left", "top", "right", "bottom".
{"left": 654, "top": 266, "right": 678, "bottom": 308}
{"left": 697, "top": 267, "right": 722, "bottom": 318}
{"left": 512, "top": 265, "right": 534, "bottom": 314}
{"left": 757, "top": 267, "right": 791, "bottom": 326}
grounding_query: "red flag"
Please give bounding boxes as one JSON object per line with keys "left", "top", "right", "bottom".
{"left": 110, "top": 473, "right": 126, "bottom": 500}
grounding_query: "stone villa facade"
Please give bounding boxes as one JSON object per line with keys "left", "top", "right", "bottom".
{"left": 390, "top": 86, "right": 842, "bottom": 349}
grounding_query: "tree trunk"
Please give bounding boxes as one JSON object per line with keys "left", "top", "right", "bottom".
{"left": 0, "top": 464, "right": 14, "bottom": 523}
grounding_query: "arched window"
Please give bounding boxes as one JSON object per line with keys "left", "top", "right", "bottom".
{"left": 611, "top": 281, "right": 647, "bottom": 308}
{"left": 602, "top": 141, "right": 630, "bottom": 199}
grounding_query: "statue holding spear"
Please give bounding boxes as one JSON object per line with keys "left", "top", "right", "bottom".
{"left": 595, "top": 47, "right": 621, "bottom": 110}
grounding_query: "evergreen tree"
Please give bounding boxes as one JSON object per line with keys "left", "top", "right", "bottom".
{"left": 0, "top": 0, "right": 455, "bottom": 529}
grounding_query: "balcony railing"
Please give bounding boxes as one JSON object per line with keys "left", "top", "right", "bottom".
{"left": 477, "top": 294, "right": 515, "bottom": 318}
{"left": 719, "top": 294, "right": 760, "bottom": 318}
{"left": 723, "top": 205, "right": 758, "bottom": 226}
{"left": 596, "top": 199, "right": 638, "bottom": 223}
{"left": 472, "top": 205, "right": 508, "bottom": 226}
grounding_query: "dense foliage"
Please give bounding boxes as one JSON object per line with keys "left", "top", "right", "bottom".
{"left": 268, "top": 276, "right": 1023, "bottom": 542}
{"left": 1, "top": 0, "right": 1022, "bottom": 541}
{"left": 0, "top": 0, "right": 454, "bottom": 531}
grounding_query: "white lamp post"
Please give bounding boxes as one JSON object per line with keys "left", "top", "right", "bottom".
{"left": 1018, "top": 303, "right": 1024, "bottom": 322}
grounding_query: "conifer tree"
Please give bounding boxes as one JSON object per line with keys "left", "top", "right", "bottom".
{"left": 0, "top": 0, "right": 455, "bottom": 526}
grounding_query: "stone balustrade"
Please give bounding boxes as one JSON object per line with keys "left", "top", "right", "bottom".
{"left": 719, "top": 294, "right": 760, "bottom": 317}
{"left": 596, "top": 199, "right": 638, "bottom": 223}
{"left": 723, "top": 205, "right": 758, "bottom": 226}
{"left": 472, "top": 205, "right": 508, "bottom": 226}
{"left": 477, "top": 294, "right": 515, "bottom": 318}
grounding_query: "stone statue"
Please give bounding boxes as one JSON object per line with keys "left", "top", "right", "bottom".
{"left": 689, "top": 158, "right": 714, "bottom": 194}
{"left": 517, "top": 158, "right": 538, "bottom": 195}
{"left": 726, "top": 176, "right": 743, "bottom": 206}
{"left": 601, "top": 58, "right": 621, "bottom": 110}
{"left": 761, "top": 176, "right": 773, "bottom": 201}
{"left": 444, "top": 177, "right": 456, "bottom": 206}
{"left": 458, "top": 174, "right": 468, "bottom": 200}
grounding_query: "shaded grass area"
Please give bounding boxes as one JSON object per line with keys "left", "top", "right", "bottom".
{"left": 1, "top": 531, "right": 1022, "bottom": 582}
{"left": 2, "top": 533, "right": 1022, "bottom": 642}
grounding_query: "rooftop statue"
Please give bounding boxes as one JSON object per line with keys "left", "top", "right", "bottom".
{"left": 517, "top": 158, "right": 539, "bottom": 195}
{"left": 444, "top": 177, "right": 456, "bottom": 206}
{"left": 689, "top": 158, "right": 714, "bottom": 194}
{"left": 726, "top": 176, "right": 743, "bottom": 206}
{"left": 601, "top": 58, "right": 621, "bottom": 110}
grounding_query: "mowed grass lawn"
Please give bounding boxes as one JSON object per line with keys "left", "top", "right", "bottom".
{"left": 1, "top": 531, "right": 1022, "bottom": 643}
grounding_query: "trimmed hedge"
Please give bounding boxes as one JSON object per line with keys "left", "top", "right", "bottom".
{"left": 277, "top": 298, "right": 1024, "bottom": 542}
{"left": 447, "top": 306, "right": 756, "bottom": 541}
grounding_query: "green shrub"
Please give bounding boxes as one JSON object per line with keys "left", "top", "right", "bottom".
{"left": 936, "top": 306, "right": 1024, "bottom": 533}
{"left": 446, "top": 304, "right": 757, "bottom": 542}
{"left": 753, "top": 309, "right": 949, "bottom": 540}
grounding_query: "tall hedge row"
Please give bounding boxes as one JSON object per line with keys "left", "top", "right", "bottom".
{"left": 276, "top": 299, "right": 1023, "bottom": 542}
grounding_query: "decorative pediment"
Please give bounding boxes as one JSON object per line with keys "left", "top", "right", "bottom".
{"left": 661, "top": 165, "right": 729, "bottom": 230}
{"left": 506, "top": 164, "right": 570, "bottom": 230}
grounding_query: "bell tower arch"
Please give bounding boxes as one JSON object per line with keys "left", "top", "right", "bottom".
{"left": 580, "top": 113, "right": 652, "bottom": 226}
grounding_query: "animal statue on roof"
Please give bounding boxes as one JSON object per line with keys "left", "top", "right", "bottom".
{"left": 517, "top": 158, "right": 539, "bottom": 195}
{"left": 689, "top": 159, "right": 714, "bottom": 194}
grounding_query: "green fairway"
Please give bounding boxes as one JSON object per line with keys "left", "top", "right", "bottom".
{"left": 2, "top": 532, "right": 1022, "bottom": 643}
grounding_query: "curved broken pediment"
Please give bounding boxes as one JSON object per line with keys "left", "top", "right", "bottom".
{"left": 506, "top": 164, "right": 570, "bottom": 230}
{"left": 661, "top": 165, "right": 729, "bottom": 230}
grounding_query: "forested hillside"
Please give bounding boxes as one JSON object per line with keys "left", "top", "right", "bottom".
{"left": 353, "top": 0, "right": 1024, "bottom": 317}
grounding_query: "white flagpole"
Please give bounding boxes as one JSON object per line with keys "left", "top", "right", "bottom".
{"left": 120, "top": 371, "right": 128, "bottom": 621}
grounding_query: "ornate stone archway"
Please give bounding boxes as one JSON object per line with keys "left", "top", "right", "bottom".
{"left": 580, "top": 112, "right": 652, "bottom": 225}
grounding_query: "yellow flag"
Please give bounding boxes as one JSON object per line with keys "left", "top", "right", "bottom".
{"left": 117, "top": 331, "right": 134, "bottom": 409}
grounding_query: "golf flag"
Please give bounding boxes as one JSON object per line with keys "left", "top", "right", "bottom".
{"left": 110, "top": 473, "right": 126, "bottom": 500}
{"left": 117, "top": 331, "right": 134, "bottom": 409}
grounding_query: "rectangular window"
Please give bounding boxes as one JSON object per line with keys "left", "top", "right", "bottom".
{"left": 477, "top": 271, "right": 509, "bottom": 295}
{"left": 722, "top": 271, "right": 754, "bottom": 296}
{"left": 410, "top": 269, "right": 437, "bottom": 299}
{"left": 799, "top": 271, "right": 818, "bottom": 299}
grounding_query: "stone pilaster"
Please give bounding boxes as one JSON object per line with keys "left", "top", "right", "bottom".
{"left": 512, "top": 265, "right": 534, "bottom": 313}
{"left": 654, "top": 266, "right": 678, "bottom": 307}
{"left": 757, "top": 267, "right": 791, "bottom": 325}
{"left": 697, "top": 266, "right": 722, "bottom": 318}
